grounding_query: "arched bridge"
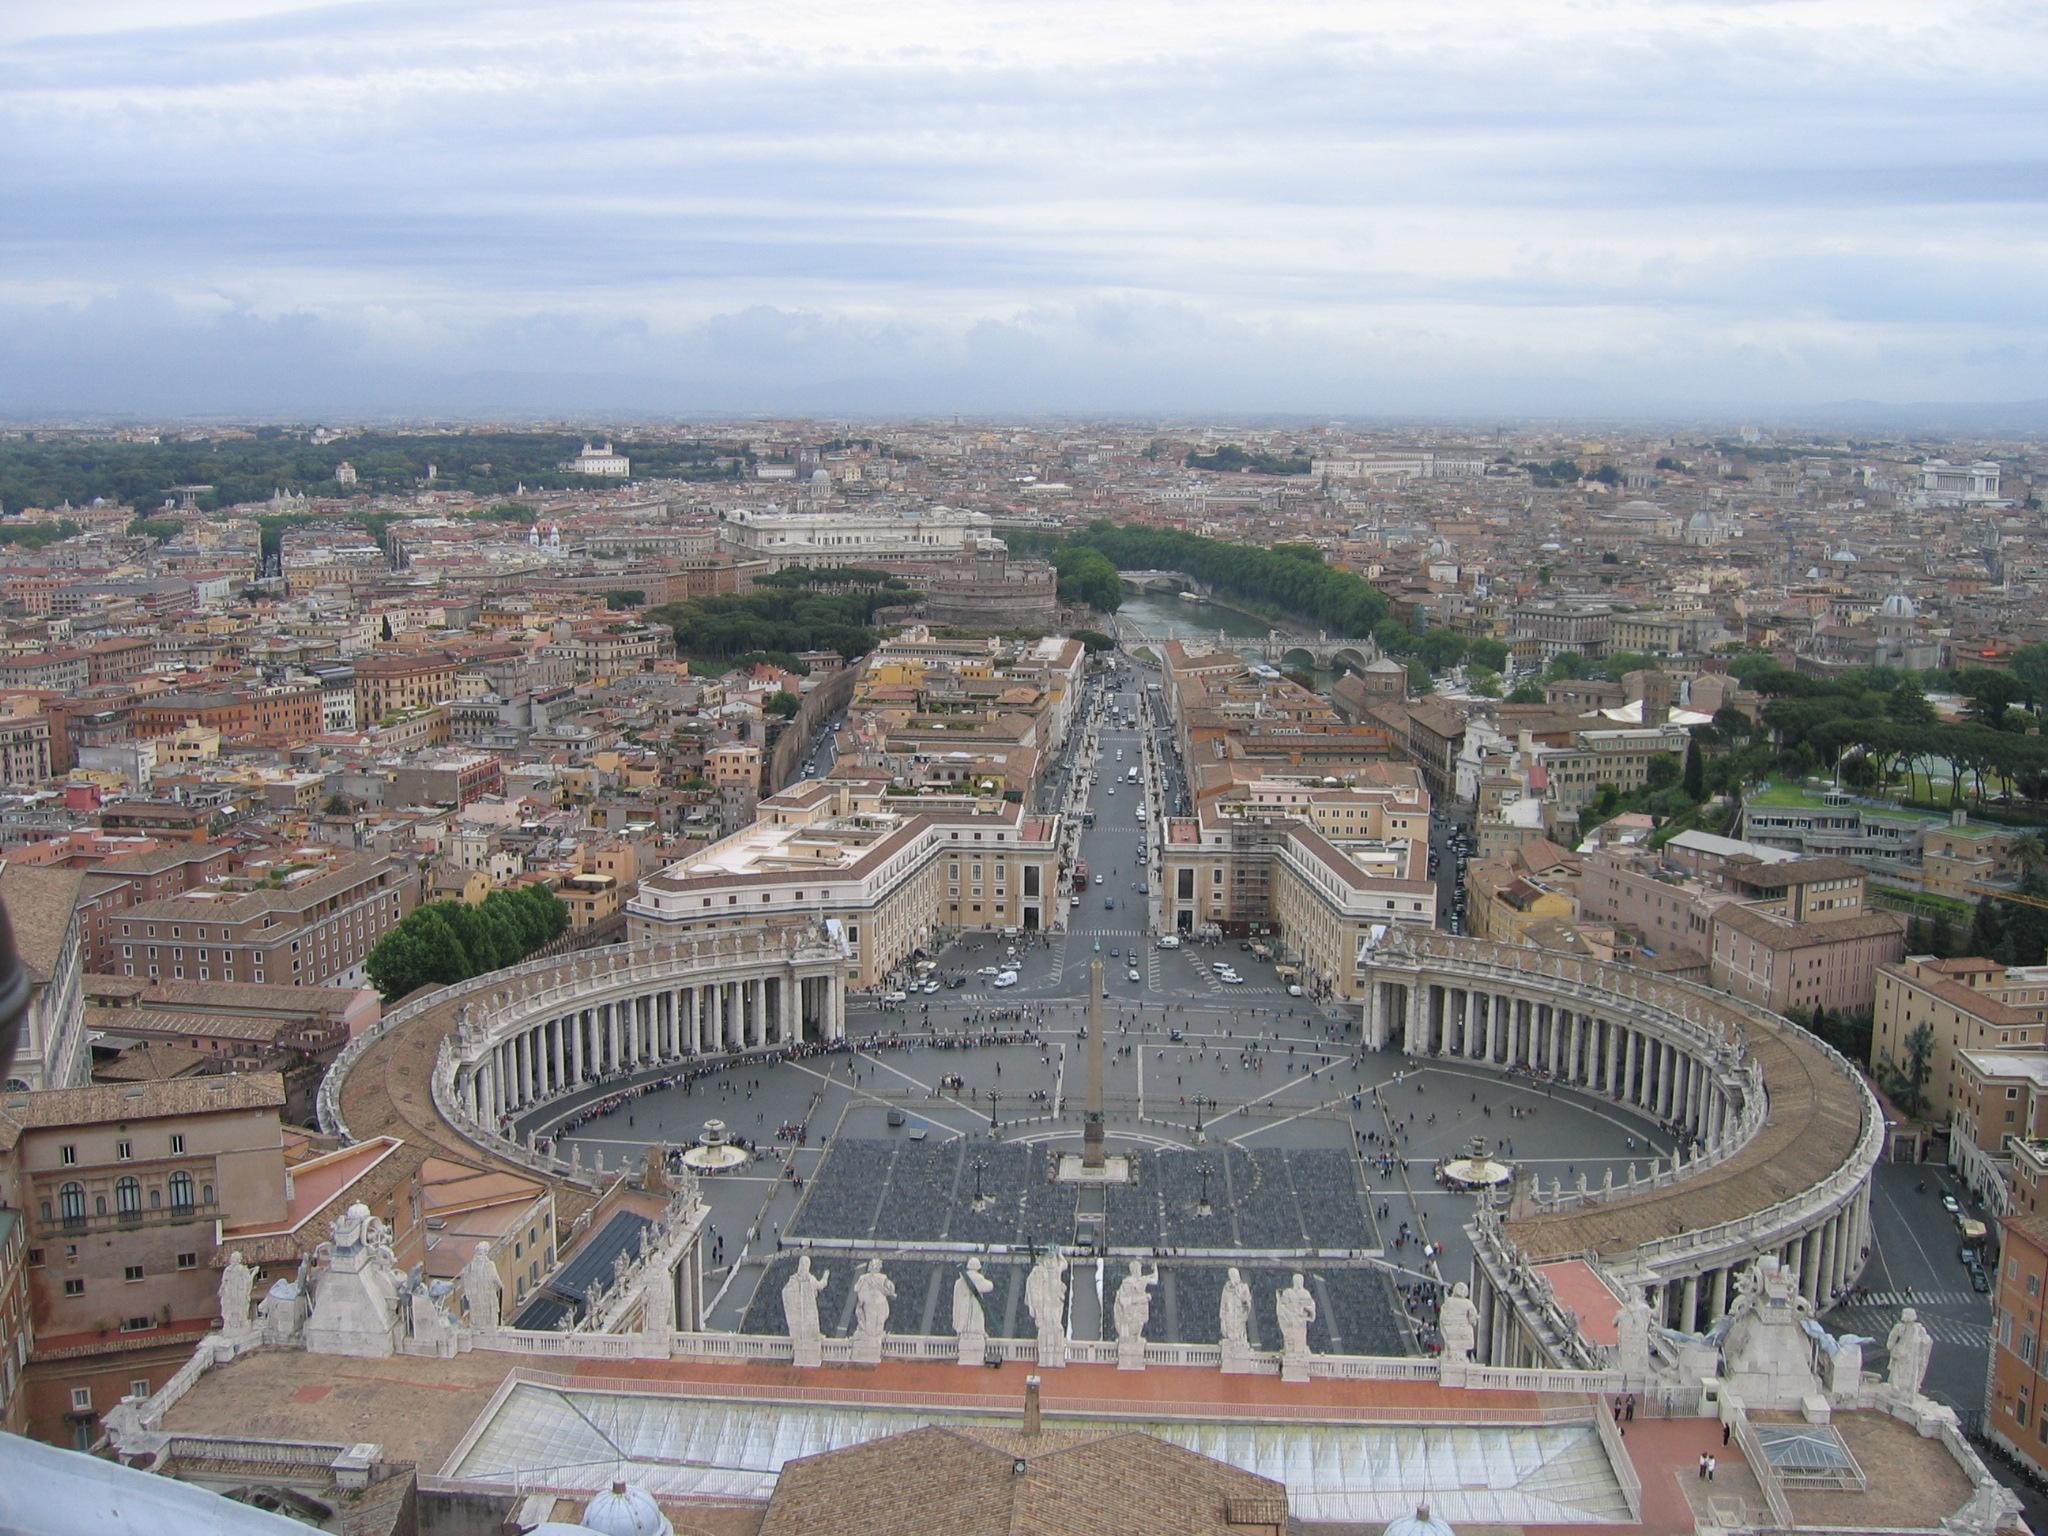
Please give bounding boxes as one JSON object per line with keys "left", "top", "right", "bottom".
{"left": 1119, "top": 627, "right": 1382, "bottom": 672}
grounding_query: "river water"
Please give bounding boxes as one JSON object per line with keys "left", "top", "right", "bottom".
{"left": 1115, "top": 590, "right": 1337, "bottom": 688}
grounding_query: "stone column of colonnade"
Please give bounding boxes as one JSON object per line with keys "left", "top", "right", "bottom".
{"left": 1396, "top": 979, "right": 1734, "bottom": 1153}
{"left": 460, "top": 968, "right": 846, "bottom": 1125}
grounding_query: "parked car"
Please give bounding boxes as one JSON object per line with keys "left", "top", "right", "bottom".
{"left": 1157, "top": 935, "right": 1181, "bottom": 949}
{"left": 1942, "top": 1194, "right": 1962, "bottom": 1214}
{"left": 1972, "top": 1268, "right": 1993, "bottom": 1293}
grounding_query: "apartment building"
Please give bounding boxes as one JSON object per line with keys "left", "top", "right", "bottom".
{"left": 1873, "top": 957, "right": 2048, "bottom": 1126}
{"left": 1532, "top": 724, "right": 1691, "bottom": 812}
{"left": 630, "top": 781, "right": 1062, "bottom": 986}
{"left": 0, "top": 710, "right": 53, "bottom": 788}
{"left": 1157, "top": 771, "right": 1436, "bottom": 1000}
{"left": 1986, "top": 1209, "right": 2048, "bottom": 1482}
{"left": 1738, "top": 788, "right": 1944, "bottom": 873}
{"left": 1466, "top": 840, "right": 1582, "bottom": 946}
{"left": 0, "top": 1074, "right": 287, "bottom": 1446}
{"left": 1709, "top": 904, "right": 1907, "bottom": 1015}
{"left": 353, "top": 650, "right": 460, "bottom": 724}
{"left": 109, "top": 851, "right": 419, "bottom": 989}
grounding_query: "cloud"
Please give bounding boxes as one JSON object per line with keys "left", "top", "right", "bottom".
{"left": 1, "top": 0, "right": 2044, "bottom": 415}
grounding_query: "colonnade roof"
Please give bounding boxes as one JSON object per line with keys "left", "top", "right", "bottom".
{"left": 338, "top": 968, "right": 604, "bottom": 1226}
{"left": 1505, "top": 999, "right": 1867, "bottom": 1263}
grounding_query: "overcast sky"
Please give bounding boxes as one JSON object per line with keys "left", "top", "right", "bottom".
{"left": 3, "top": 0, "right": 2043, "bottom": 420}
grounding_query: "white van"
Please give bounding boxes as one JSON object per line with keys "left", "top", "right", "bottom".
{"left": 882, "top": 990, "right": 908, "bottom": 1004}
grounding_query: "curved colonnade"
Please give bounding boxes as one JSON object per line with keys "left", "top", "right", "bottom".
{"left": 1361, "top": 931, "right": 1882, "bottom": 1365}
{"left": 319, "top": 928, "right": 848, "bottom": 1198}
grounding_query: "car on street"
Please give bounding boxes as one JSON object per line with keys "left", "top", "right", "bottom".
{"left": 1942, "top": 1194, "right": 1962, "bottom": 1214}
{"left": 1157, "top": 935, "right": 1180, "bottom": 949}
{"left": 1136, "top": 880, "right": 1148, "bottom": 893}
{"left": 1287, "top": 984, "right": 1304, "bottom": 996}
{"left": 883, "top": 990, "right": 907, "bottom": 1004}
{"left": 979, "top": 965, "right": 1002, "bottom": 976}
{"left": 1104, "top": 896, "right": 1116, "bottom": 909}
{"left": 1126, "top": 968, "right": 1141, "bottom": 982}
{"left": 993, "top": 972, "right": 1018, "bottom": 988}
{"left": 1070, "top": 894, "right": 1082, "bottom": 908}
{"left": 1972, "top": 1267, "right": 1992, "bottom": 1293}
{"left": 1221, "top": 974, "right": 1244, "bottom": 984}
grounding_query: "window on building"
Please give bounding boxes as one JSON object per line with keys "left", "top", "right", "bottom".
{"left": 59, "top": 1145, "right": 76, "bottom": 1166}
{"left": 124, "top": 1264, "right": 143, "bottom": 1283}
{"left": 70, "top": 1388, "right": 92, "bottom": 1412}
{"left": 168, "top": 1171, "right": 194, "bottom": 1210}
{"left": 59, "top": 1182, "right": 85, "bottom": 1226}
{"left": 63, "top": 1279, "right": 84, "bottom": 1298}
{"left": 176, "top": 1252, "right": 197, "bottom": 1270}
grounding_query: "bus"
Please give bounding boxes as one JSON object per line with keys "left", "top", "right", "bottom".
{"left": 1126, "top": 766, "right": 1139, "bottom": 784}
{"left": 1073, "top": 861, "right": 1090, "bottom": 892}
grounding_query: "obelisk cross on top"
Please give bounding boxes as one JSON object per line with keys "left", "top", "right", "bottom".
{"left": 1083, "top": 957, "right": 1107, "bottom": 1167}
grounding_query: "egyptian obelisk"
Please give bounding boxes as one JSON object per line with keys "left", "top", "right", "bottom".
{"left": 1082, "top": 957, "right": 1106, "bottom": 1166}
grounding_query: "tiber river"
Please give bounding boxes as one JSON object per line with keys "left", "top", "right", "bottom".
{"left": 1115, "top": 589, "right": 1342, "bottom": 689}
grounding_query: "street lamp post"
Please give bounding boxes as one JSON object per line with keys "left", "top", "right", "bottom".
{"left": 972, "top": 1153, "right": 986, "bottom": 1202}
{"left": 987, "top": 1088, "right": 1002, "bottom": 1133}
{"left": 1197, "top": 1158, "right": 1212, "bottom": 1211}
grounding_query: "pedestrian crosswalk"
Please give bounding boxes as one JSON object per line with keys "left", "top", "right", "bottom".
{"left": 1831, "top": 1304, "right": 1987, "bottom": 1349}
{"left": 1854, "top": 1288, "right": 1981, "bottom": 1308}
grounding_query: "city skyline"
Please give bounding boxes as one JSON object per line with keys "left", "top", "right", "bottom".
{"left": 4, "top": 0, "right": 2045, "bottom": 420}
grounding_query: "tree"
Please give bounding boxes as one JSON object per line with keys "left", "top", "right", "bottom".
{"left": 1465, "top": 637, "right": 1509, "bottom": 672}
{"left": 1406, "top": 658, "right": 1433, "bottom": 693}
{"left": 380, "top": 614, "right": 395, "bottom": 642}
{"left": 1900, "top": 1023, "right": 1936, "bottom": 1117}
{"left": 1644, "top": 754, "right": 1683, "bottom": 792}
{"left": 1682, "top": 738, "right": 1705, "bottom": 800}
{"left": 1886, "top": 678, "right": 1936, "bottom": 725}
{"left": 322, "top": 793, "right": 352, "bottom": 816}
{"left": 1052, "top": 548, "right": 1123, "bottom": 612}
{"left": 1071, "top": 629, "right": 1114, "bottom": 652}
{"left": 1506, "top": 680, "right": 1545, "bottom": 704}
{"left": 1545, "top": 652, "right": 1590, "bottom": 681}
{"left": 1961, "top": 667, "right": 2022, "bottom": 731}
{"left": 1468, "top": 667, "right": 1502, "bottom": 698}
{"left": 764, "top": 690, "right": 800, "bottom": 719}
{"left": 1416, "top": 629, "right": 1467, "bottom": 672}
{"left": 2012, "top": 642, "right": 2048, "bottom": 717}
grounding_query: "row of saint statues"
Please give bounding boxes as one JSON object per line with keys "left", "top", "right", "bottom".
{"left": 779, "top": 1250, "right": 1319, "bottom": 1359}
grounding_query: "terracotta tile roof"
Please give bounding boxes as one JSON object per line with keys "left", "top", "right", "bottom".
{"left": 0, "top": 1070, "right": 284, "bottom": 1129}
{"left": 758, "top": 1424, "right": 1287, "bottom": 1536}
{"left": 0, "top": 863, "right": 85, "bottom": 983}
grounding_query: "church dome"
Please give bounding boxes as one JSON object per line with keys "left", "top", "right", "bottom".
{"left": 581, "top": 1482, "right": 672, "bottom": 1536}
{"left": 1878, "top": 592, "right": 1920, "bottom": 620}
{"left": 1384, "top": 1503, "right": 1456, "bottom": 1536}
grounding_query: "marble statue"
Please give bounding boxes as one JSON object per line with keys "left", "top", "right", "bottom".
{"left": 1218, "top": 1267, "right": 1254, "bottom": 1358}
{"left": 1438, "top": 1281, "right": 1479, "bottom": 1363}
{"left": 462, "top": 1243, "right": 502, "bottom": 1333}
{"left": 782, "top": 1256, "right": 830, "bottom": 1367}
{"left": 303, "top": 1202, "right": 403, "bottom": 1358}
{"left": 953, "top": 1258, "right": 995, "bottom": 1363}
{"left": 1614, "top": 1290, "right": 1655, "bottom": 1376}
{"left": 1276, "top": 1273, "right": 1317, "bottom": 1361}
{"left": 1886, "top": 1307, "right": 1934, "bottom": 1398}
{"left": 218, "top": 1250, "right": 255, "bottom": 1333}
{"left": 1114, "top": 1260, "right": 1157, "bottom": 1346}
{"left": 407, "top": 1276, "right": 458, "bottom": 1355}
{"left": 1822, "top": 1331, "right": 1871, "bottom": 1397}
{"left": 852, "top": 1259, "right": 895, "bottom": 1363}
{"left": 257, "top": 1276, "right": 308, "bottom": 1346}
{"left": 1024, "top": 1247, "right": 1069, "bottom": 1366}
